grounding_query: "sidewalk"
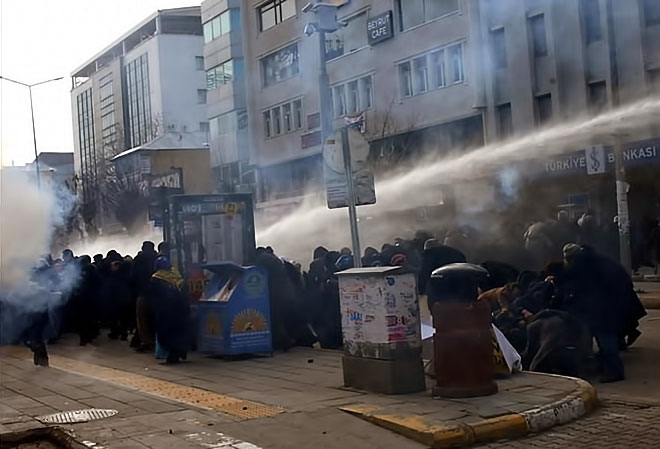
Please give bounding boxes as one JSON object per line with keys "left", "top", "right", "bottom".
{"left": 1, "top": 335, "right": 596, "bottom": 449}
{"left": 635, "top": 281, "right": 660, "bottom": 309}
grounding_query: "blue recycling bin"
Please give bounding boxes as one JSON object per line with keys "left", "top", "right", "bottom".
{"left": 196, "top": 264, "right": 272, "bottom": 356}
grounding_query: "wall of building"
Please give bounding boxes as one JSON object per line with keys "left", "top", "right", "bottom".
{"left": 150, "top": 149, "right": 213, "bottom": 194}
{"left": 157, "top": 34, "right": 208, "bottom": 134}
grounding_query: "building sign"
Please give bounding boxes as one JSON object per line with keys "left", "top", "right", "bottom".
{"left": 367, "top": 11, "right": 393, "bottom": 46}
{"left": 324, "top": 115, "right": 376, "bottom": 209}
{"left": 151, "top": 171, "right": 182, "bottom": 189}
{"left": 541, "top": 138, "right": 660, "bottom": 177}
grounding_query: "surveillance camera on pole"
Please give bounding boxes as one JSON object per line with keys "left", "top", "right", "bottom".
{"left": 302, "top": 1, "right": 340, "bottom": 33}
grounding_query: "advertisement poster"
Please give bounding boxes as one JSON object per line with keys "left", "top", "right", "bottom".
{"left": 339, "top": 270, "right": 421, "bottom": 357}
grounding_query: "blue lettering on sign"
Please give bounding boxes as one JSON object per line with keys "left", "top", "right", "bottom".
{"left": 537, "top": 138, "right": 660, "bottom": 178}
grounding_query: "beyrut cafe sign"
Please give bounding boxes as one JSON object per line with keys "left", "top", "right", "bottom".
{"left": 367, "top": 11, "right": 394, "bottom": 46}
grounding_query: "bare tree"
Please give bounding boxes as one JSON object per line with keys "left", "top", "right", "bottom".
{"left": 366, "top": 96, "right": 421, "bottom": 173}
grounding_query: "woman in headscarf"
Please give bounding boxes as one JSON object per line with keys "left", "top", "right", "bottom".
{"left": 147, "top": 256, "right": 190, "bottom": 363}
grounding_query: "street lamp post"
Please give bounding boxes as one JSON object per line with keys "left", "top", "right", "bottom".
{"left": 303, "top": 1, "right": 363, "bottom": 266}
{"left": 0, "top": 75, "right": 63, "bottom": 188}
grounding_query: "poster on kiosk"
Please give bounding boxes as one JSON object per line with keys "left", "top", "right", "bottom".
{"left": 166, "top": 194, "right": 272, "bottom": 356}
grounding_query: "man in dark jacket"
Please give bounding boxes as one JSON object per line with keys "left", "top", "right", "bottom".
{"left": 131, "top": 242, "right": 159, "bottom": 350}
{"left": 562, "top": 244, "right": 631, "bottom": 382}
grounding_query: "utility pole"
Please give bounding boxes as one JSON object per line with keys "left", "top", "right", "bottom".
{"left": 0, "top": 75, "right": 63, "bottom": 189}
{"left": 613, "top": 135, "right": 632, "bottom": 274}
{"left": 304, "top": 1, "right": 362, "bottom": 266}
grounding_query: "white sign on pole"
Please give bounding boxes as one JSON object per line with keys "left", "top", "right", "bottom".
{"left": 586, "top": 145, "right": 606, "bottom": 175}
{"left": 323, "top": 118, "right": 376, "bottom": 209}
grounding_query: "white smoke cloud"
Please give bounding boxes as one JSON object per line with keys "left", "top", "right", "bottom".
{"left": 0, "top": 169, "right": 66, "bottom": 288}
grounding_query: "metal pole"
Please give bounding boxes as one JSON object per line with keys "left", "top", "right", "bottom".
{"left": 28, "top": 86, "right": 41, "bottom": 189}
{"left": 318, "top": 30, "right": 332, "bottom": 141}
{"left": 613, "top": 136, "right": 632, "bottom": 274}
{"left": 341, "top": 127, "right": 362, "bottom": 267}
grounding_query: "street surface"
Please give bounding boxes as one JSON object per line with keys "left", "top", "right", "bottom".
{"left": 476, "top": 309, "right": 660, "bottom": 448}
{"left": 1, "top": 311, "right": 658, "bottom": 448}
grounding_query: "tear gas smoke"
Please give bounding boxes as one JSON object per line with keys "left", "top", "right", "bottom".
{"left": 0, "top": 170, "right": 80, "bottom": 343}
{"left": 256, "top": 97, "right": 660, "bottom": 264}
{"left": 69, "top": 229, "right": 163, "bottom": 260}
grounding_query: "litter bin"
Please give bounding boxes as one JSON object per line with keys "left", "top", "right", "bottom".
{"left": 196, "top": 264, "right": 272, "bottom": 356}
{"left": 429, "top": 263, "right": 498, "bottom": 398}
{"left": 337, "top": 267, "right": 425, "bottom": 394}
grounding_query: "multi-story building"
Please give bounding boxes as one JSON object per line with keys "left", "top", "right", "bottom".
{"left": 242, "top": 0, "right": 483, "bottom": 221}
{"left": 70, "top": 7, "right": 208, "bottom": 232}
{"left": 477, "top": 0, "right": 660, "bottom": 224}
{"left": 201, "top": 0, "right": 256, "bottom": 193}
{"left": 240, "top": 0, "right": 660, "bottom": 228}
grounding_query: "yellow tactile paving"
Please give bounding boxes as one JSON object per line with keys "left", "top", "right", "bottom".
{"left": 0, "top": 347, "right": 283, "bottom": 420}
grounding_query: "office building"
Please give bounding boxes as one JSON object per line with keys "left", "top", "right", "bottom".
{"left": 70, "top": 7, "right": 207, "bottom": 232}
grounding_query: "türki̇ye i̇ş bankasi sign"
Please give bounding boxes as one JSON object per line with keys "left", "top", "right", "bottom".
{"left": 542, "top": 139, "right": 660, "bottom": 176}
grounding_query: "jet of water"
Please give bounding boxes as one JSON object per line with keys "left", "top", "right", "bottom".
{"left": 257, "top": 97, "right": 660, "bottom": 264}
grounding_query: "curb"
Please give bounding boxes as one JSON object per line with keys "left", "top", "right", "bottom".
{"left": 340, "top": 375, "right": 597, "bottom": 449}
{"left": 640, "top": 294, "right": 660, "bottom": 310}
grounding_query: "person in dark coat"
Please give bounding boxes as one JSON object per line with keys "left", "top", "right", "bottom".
{"left": 307, "top": 247, "right": 329, "bottom": 335}
{"left": 418, "top": 238, "right": 466, "bottom": 306}
{"left": 562, "top": 244, "right": 630, "bottom": 382}
{"left": 361, "top": 247, "right": 382, "bottom": 267}
{"left": 147, "top": 256, "right": 189, "bottom": 363}
{"left": 131, "top": 242, "right": 159, "bottom": 350}
{"left": 256, "top": 248, "right": 297, "bottom": 350}
{"left": 73, "top": 255, "right": 101, "bottom": 346}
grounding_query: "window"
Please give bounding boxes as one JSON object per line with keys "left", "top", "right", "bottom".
{"left": 200, "top": 122, "right": 210, "bottom": 133}
{"left": 333, "top": 85, "right": 346, "bottom": 117}
{"left": 259, "top": 0, "right": 296, "bottom": 32}
{"left": 492, "top": 28, "right": 507, "bottom": 69}
{"left": 325, "top": 12, "right": 368, "bottom": 60}
{"left": 535, "top": 93, "right": 553, "bottom": 125}
{"left": 211, "top": 111, "right": 246, "bottom": 139}
{"left": 431, "top": 50, "right": 446, "bottom": 88}
{"left": 496, "top": 103, "right": 513, "bottom": 139}
{"left": 413, "top": 56, "right": 428, "bottom": 93}
{"left": 125, "top": 53, "right": 153, "bottom": 147}
{"left": 282, "top": 103, "right": 292, "bottom": 132}
{"left": 398, "top": 43, "right": 463, "bottom": 97}
{"left": 649, "top": 69, "right": 660, "bottom": 91}
{"left": 587, "top": 81, "right": 607, "bottom": 113}
{"left": 448, "top": 44, "right": 464, "bottom": 83}
{"left": 643, "top": 0, "right": 660, "bottom": 27}
{"left": 203, "top": 9, "right": 235, "bottom": 43}
{"left": 581, "top": 0, "right": 602, "bottom": 43}
{"left": 293, "top": 99, "right": 303, "bottom": 129}
{"left": 359, "top": 77, "right": 373, "bottom": 109}
{"left": 263, "top": 99, "right": 304, "bottom": 138}
{"left": 273, "top": 107, "right": 282, "bottom": 135}
{"left": 264, "top": 111, "right": 272, "bottom": 138}
{"left": 206, "top": 59, "right": 242, "bottom": 89}
{"left": 347, "top": 80, "right": 359, "bottom": 114}
{"left": 195, "top": 56, "right": 205, "bottom": 70}
{"left": 197, "top": 89, "right": 207, "bottom": 104}
{"left": 399, "top": 61, "right": 413, "bottom": 97}
{"left": 396, "top": 0, "right": 459, "bottom": 31}
{"left": 529, "top": 14, "right": 548, "bottom": 57}
{"left": 261, "top": 43, "right": 300, "bottom": 86}
{"left": 330, "top": 75, "right": 374, "bottom": 116}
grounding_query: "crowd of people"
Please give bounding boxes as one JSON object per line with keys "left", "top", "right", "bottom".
{"left": 4, "top": 241, "right": 191, "bottom": 366}
{"left": 4, "top": 211, "right": 647, "bottom": 385}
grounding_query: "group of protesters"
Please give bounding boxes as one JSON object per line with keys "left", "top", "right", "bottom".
{"left": 8, "top": 210, "right": 647, "bottom": 384}
{"left": 8, "top": 241, "right": 191, "bottom": 365}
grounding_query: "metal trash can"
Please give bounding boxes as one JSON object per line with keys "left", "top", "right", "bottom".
{"left": 429, "top": 263, "right": 498, "bottom": 398}
{"left": 337, "top": 267, "right": 425, "bottom": 394}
